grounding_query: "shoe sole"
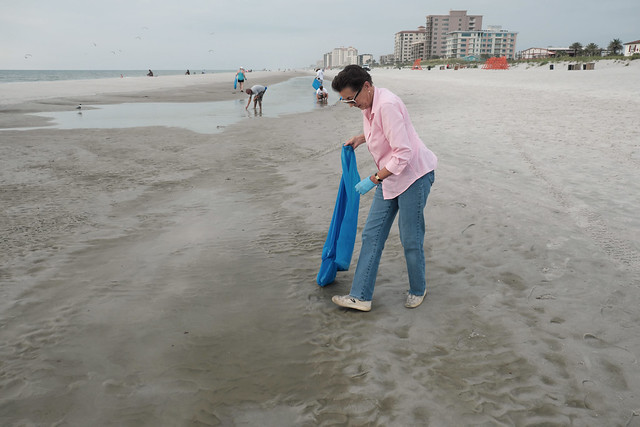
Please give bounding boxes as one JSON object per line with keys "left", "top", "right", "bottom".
{"left": 332, "top": 296, "right": 371, "bottom": 312}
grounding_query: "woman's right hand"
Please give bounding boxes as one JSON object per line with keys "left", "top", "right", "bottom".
{"left": 344, "top": 134, "right": 366, "bottom": 149}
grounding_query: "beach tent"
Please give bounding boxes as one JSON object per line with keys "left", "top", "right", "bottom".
{"left": 316, "top": 146, "right": 360, "bottom": 286}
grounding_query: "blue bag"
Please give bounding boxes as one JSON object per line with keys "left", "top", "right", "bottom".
{"left": 316, "top": 145, "right": 360, "bottom": 286}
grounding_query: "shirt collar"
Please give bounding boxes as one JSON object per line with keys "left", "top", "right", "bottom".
{"left": 363, "top": 86, "right": 378, "bottom": 121}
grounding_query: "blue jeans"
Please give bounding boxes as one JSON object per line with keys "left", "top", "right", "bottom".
{"left": 349, "top": 171, "right": 434, "bottom": 301}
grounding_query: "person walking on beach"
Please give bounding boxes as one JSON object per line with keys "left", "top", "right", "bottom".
{"left": 236, "top": 67, "right": 247, "bottom": 91}
{"left": 315, "top": 68, "right": 324, "bottom": 85}
{"left": 330, "top": 65, "right": 437, "bottom": 312}
{"left": 245, "top": 84, "right": 267, "bottom": 110}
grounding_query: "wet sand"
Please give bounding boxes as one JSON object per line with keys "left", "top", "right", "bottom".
{"left": 1, "top": 63, "right": 640, "bottom": 425}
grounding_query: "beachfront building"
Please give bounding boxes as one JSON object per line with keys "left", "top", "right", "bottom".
{"left": 410, "top": 41, "right": 426, "bottom": 63}
{"left": 623, "top": 40, "right": 640, "bottom": 56}
{"left": 518, "top": 47, "right": 578, "bottom": 59}
{"left": 323, "top": 46, "right": 359, "bottom": 68}
{"left": 519, "top": 47, "right": 554, "bottom": 59}
{"left": 445, "top": 26, "right": 518, "bottom": 60}
{"left": 379, "top": 54, "right": 395, "bottom": 65}
{"left": 548, "top": 47, "right": 579, "bottom": 57}
{"left": 394, "top": 27, "right": 427, "bottom": 64}
{"left": 359, "top": 53, "right": 374, "bottom": 66}
{"left": 425, "top": 10, "right": 482, "bottom": 59}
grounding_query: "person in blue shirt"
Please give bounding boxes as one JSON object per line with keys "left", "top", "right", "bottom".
{"left": 235, "top": 67, "right": 247, "bottom": 91}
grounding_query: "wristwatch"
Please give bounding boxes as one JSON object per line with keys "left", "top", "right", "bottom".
{"left": 375, "top": 173, "right": 383, "bottom": 183}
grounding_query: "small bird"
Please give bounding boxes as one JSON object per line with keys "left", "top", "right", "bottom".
{"left": 76, "top": 104, "right": 82, "bottom": 110}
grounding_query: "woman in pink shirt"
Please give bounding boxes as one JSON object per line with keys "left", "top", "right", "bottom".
{"left": 330, "top": 65, "right": 437, "bottom": 312}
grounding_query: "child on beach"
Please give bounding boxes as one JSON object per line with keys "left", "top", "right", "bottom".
{"left": 316, "top": 85, "right": 329, "bottom": 102}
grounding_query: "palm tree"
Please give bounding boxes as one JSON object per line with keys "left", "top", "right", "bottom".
{"left": 569, "top": 42, "right": 583, "bottom": 57}
{"left": 584, "top": 43, "right": 601, "bottom": 57}
{"left": 608, "top": 38, "right": 623, "bottom": 55}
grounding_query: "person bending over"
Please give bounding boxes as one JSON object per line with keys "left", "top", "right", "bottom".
{"left": 316, "top": 85, "right": 329, "bottom": 102}
{"left": 245, "top": 85, "right": 267, "bottom": 110}
{"left": 330, "top": 65, "right": 438, "bottom": 312}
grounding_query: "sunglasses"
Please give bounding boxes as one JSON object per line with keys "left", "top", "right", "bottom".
{"left": 341, "top": 85, "right": 362, "bottom": 104}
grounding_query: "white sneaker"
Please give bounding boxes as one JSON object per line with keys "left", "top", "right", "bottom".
{"left": 332, "top": 295, "right": 372, "bottom": 312}
{"left": 405, "top": 291, "right": 426, "bottom": 308}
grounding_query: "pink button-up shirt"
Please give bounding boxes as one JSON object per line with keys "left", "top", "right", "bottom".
{"left": 363, "top": 87, "right": 437, "bottom": 199}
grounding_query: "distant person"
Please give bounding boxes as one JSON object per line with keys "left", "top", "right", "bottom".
{"left": 147, "top": 69, "right": 154, "bottom": 77}
{"left": 236, "top": 67, "right": 247, "bottom": 91}
{"left": 185, "top": 69, "right": 190, "bottom": 75}
{"left": 330, "top": 65, "right": 437, "bottom": 312}
{"left": 315, "top": 68, "right": 324, "bottom": 85}
{"left": 316, "top": 85, "right": 328, "bottom": 102}
{"left": 245, "top": 85, "right": 267, "bottom": 110}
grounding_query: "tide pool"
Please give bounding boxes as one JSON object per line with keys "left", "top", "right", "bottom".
{"left": 9, "top": 77, "right": 333, "bottom": 134}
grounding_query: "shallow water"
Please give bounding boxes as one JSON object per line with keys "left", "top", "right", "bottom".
{"left": 0, "top": 69, "right": 231, "bottom": 83}
{"left": 12, "top": 77, "right": 332, "bottom": 134}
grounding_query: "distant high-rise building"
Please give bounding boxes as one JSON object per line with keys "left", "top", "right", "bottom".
{"left": 323, "top": 46, "right": 359, "bottom": 68}
{"left": 446, "top": 26, "right": 518, "bottom": 59}
{"left": 359, "top": 53, "right": 374, "bottom": 66}
{"left": 425, "top": 10, "right": 482, "bottom": 58}
{"left": 379, "top": 54, "right": 395, "bottom": 65}
{"left": 394, "top": 26, "right": 426, "bottom": 64}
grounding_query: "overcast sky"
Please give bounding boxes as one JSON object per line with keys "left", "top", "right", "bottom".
{"left": 1, "top": 0, "right": 638, "bottom": 70}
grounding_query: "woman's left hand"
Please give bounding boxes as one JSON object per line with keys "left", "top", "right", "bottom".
{"left": 355, "top": 177, "right": 376, "bottom": 195}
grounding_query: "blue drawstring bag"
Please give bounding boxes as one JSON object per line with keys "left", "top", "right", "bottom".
{"left": 316, "top": 145, "right": 360, "bottom": 286}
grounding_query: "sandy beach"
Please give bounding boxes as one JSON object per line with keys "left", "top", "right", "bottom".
{"left": 1, "top": 62, "right": 640, "bottom": 425}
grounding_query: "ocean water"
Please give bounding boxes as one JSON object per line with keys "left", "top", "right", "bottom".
{"left": 0, "top": 69, "right": 232, "bottom": 83}
{"left": 6, "top": 76, "right": 333, "bottom": 134}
